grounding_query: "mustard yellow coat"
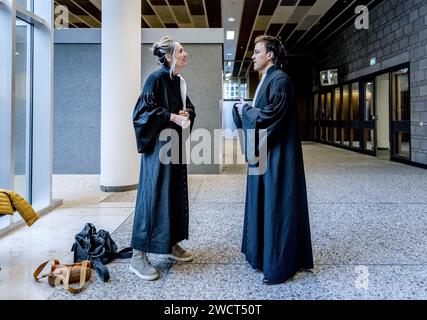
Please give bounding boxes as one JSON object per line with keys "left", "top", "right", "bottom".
{"left": 0, "top": 189, "right": 39, "bottom": 226}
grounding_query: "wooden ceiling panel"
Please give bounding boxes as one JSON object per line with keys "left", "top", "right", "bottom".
{"left": 298, "top": 0, "right": 317, "bottom": 6}
{"left": 169, "top": 6, "right": 192, "bottom": 24}
{"left": 267, "top": 23, "right": 283, "bottom": 36}
{"left": 143, "top": 15, "right": 164, "bottom": 28}
{"left": 168, "top": 0, "right": 186, "bottom": 5}
{"left": 186, "top": 0, "right": 205, "bottom": 15}
{"left": 142, "top": 0, "right": 156, "bottom": 15}
{"left": 254, "top": 16, "right": 271, "bottom": 31}
{"left": 164, "top": 23, "right": 179, "bottom": 28}
{"left": 259, "top": 0, "right": 281, "bottom": 16}
{"left": 279, "top": 23, "right": 298, "bottom": 42}
{"left": 55, "top": 0, "right": 88, "bottom": 16}
{"left": 205, "top": 0, "right": 222, "bottom": 28}
{"left": 149, "top": 0, "right": 168, "bottom": 5}
{"left": 152, "top": 6, "right": 176, "bottom": 24}
{"left": 192, "top": 15, "right": 208, "bottom": 28}
{"left": 53, "top": 0, "right": 386, "bottom": 78}
{"left": 280, "top": 0, "right": 298, "bottom": 6}
{"left": 73, "top": 0, "right": 101, "bottom": 21}
{"left": 233, "top": 0, "right": 261, "bottom": 75}
{"left": 270, "top": 5, "right": 296, "bottom": 24}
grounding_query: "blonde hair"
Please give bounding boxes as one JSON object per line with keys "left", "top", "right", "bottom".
{"left": 152, "top": 36, "right": 179, "bottom": 78}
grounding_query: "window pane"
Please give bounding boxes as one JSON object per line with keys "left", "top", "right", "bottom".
{"left": 314, "top": 93, "right": 319, "bottom": 120}
{"left": 351, "top": 129, "right": 360, "bottom": 148}
{"left": 364, "top": 82, "right": 374, "bottom": 121}
{"left": 333, "top": 87, "right": 341, "bottom": 144}
{"left": 16, "top": 0, "right": 32, "bottom": 11}
{"left": 364, "top": 129, "right": 375, "bottom": 151}
{"left": 333, "top": 87, "right": 341, "bottom": 121}
{"left": 342, "top": 85, "right": 349, "bottom": 121}
{"left": 394, "top": 132, "right": 410, "bottom": 158}
{"left": 392, "top": 69, "right": 409, "bottom": 121}
{"left": 351, "top": 83, "right": 359, "bottom": 120}
{"left": 326, "top": 92, "right": 331, "bottom": 120}
{"left": 14, "top": 19, "right": 32, "bottom": 201}
{"left": 320, "top": 94, "right": 325, "bottom": 119}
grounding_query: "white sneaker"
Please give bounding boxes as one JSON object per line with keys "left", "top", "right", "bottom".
{"left": 129, "top": 250, "right": 159, "bottom": 281}
{"left": 165, "top": 243, "right": 193, "bottom": 262}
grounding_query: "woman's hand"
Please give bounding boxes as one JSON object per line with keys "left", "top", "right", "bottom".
{"left": 170, "top": 113, "right": 191, "bottom": 129}
{"left": 179, "top": 110, "right": 190, "bottom": 118}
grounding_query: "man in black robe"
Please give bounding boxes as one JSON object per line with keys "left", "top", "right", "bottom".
{"left": 233, "top": 35, "right": 313, "bottom": 284}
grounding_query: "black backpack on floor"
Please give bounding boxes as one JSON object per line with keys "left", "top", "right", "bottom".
{"left": 71, "top": 223, "right": 133, "bottom": 282}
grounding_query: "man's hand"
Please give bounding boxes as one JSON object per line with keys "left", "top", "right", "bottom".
{"left": 234, "top": 98, "right": 245, "bottom": 120}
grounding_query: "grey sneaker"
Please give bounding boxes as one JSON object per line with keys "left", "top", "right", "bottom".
{"left": 165, "top": 243, "right": 194, "bottom": 262}
{"left": 129, "top": 250, "right": 159, "bottom": 281}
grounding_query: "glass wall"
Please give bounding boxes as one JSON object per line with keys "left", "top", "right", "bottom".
{"left": 223, "top": 77, "right": 248, "bottom": 99}
{"left": 16, "top": 0, "right": 32, "bottom": 11}
{"left": 0, "top": 0, "right": 53, "bottom": 232}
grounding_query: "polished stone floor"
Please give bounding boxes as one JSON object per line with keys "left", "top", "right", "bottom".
{"left": 1, "top": 142, "right": 426, "bottom": 300}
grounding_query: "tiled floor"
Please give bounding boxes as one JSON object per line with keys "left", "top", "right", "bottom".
{"left": 1, "top": 142, "right": 426, "bottom": 300}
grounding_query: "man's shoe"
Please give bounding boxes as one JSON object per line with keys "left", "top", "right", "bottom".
{"left": 165, "top": 243, "right": 193, "bottom": 262}
{"left": 262, "top": 277, "right": 284, "bottom": 285}
{"left": 129, "top": 250, "right": 159, "bottom": 281}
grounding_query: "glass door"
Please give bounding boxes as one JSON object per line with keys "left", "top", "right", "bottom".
{"left": 342, "top": 85, "right": 350, "bottom": 146}
{"left": 333, "top": 87, "right": 341, "bottom": 144}
{"left": 362, "top": 80, "right": 376, "bottom": 154}
{"left": 390, "top": 68, "right": 410, "bottom": 160}
{"left": 350, "top": 82, "right": 360, "bottom": 148}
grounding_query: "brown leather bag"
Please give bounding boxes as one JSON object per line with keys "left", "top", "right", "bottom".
{"left": 33, "top": 259, "right": 92, "bottom": 293}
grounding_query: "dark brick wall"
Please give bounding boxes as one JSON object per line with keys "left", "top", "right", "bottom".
{"left": 315, "top": 0, "right": 427, "bottom": 165}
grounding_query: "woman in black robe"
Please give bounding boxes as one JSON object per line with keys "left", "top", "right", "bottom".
{"left": 130, "top": 36, "right": 196, "bottom": 281}
{"left": 233, "top": 35, "right": 313, "bottom": 284}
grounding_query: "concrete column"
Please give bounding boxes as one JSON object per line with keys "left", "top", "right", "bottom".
{"left": 101, "top": 0, "right": 141, "bottom": 191}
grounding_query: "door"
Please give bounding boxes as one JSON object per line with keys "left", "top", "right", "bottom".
{"left": 362, "top": 80, "right": 376, "bottom": 154}
{"left": 390, "top": 68, "right": 410, "bottom": 160}
{"left": 375, "top": 73, "right": 390, "bottom": 159}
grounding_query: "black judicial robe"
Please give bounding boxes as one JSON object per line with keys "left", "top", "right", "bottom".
{"left": 131, "top": 65, "right": 195, "bottom": 254}
{"left": 233, "top": 66, "right": 313, "bottom": 282}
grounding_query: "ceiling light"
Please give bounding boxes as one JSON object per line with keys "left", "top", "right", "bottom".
{"left": 226, "top": 31, "right": 235, "bottom": 40}
{"left": 227, "top": 53, "right": 231, "bottom": 56}
{"left": 228, "top": 62, "right": 232, "bottom": 66}
{"left": 227, "top": 17, "right": 235, "bottom": 22}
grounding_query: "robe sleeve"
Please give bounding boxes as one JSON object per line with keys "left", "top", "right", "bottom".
{"left": 232, "top": 103, "right": 243, "bottom": 129}
{"left": 239, "top": 74, "right": 293, "bottom": 163}
{"left": 133, "top": 73, "right": 171, "bottom": 153}
{"left": 241, "top": 75, "right": 291, "bottom": 135}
